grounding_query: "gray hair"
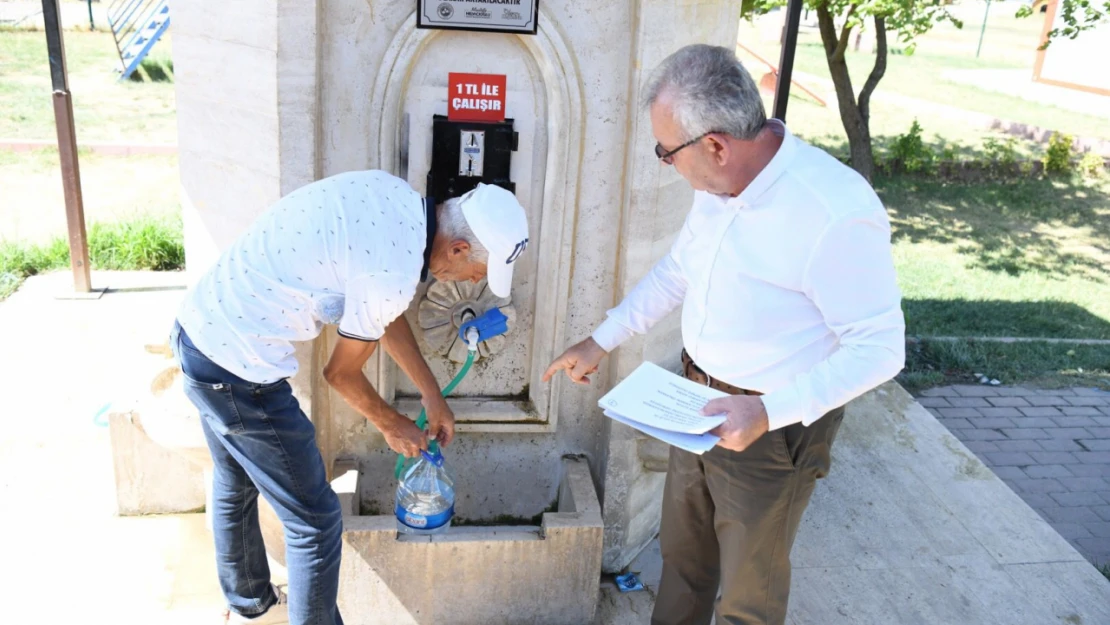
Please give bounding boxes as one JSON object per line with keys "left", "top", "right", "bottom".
{"left": 644, "top": 44, "right": 767, "bottom": 142}
{"left": 437, "top": 197, "right": 489, "bottom": 264}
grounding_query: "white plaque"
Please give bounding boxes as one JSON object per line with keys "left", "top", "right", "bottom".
{"left": 417, "top": 0, "right": 539, "bottom": 35}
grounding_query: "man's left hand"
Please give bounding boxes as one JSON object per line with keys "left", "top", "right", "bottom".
{"left": 424, "top": 395, "right": 456, "bottom": 447}
{"left": 701, "top": 395, "right": 770, "bottom": 452}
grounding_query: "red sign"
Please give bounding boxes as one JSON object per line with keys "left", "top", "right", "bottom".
{"left": 448, "top": 73, "right": 506, "bottom": 122}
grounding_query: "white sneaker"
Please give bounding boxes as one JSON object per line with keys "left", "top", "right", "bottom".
{"left": 222, "top": 585, "right": 288, "bottom": 624}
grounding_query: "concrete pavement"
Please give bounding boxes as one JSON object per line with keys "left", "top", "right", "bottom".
{"left": 0, "top": 270, "right": 231, "bottom": 625}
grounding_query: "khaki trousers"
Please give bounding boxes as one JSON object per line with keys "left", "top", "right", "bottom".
{"left": 650, "top": 405, "right": 845, "bottom": 625}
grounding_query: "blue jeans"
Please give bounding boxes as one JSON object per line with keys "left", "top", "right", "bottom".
{"left": 171, "top": 321, "right": 344, "bottom": 625}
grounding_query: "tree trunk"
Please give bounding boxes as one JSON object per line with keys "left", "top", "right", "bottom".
{"left": 858, "top": 17, "right": 888, "bottom": 138}
{"left": 815, "top": 6, "right": 888, "bottom": 182}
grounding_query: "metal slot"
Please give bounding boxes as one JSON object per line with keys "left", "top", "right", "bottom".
{"left": 458, "top": 130, "right": 485, "bottom": 177}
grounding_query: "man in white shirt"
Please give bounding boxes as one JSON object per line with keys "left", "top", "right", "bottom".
{"left": 171, "top": 175, "right": 529, "bottom": 625}
{"left": 544, "top": 45, "right": 905, "bottom": 625}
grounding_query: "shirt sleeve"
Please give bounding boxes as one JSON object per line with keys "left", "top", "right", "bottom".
{"left": 338, "top": 274, "right": 412, "bottom": 342}
{"left": 590, "top": 216, "right": 694, "bottom": 352}
{"left": 760, "top": 208, "right": 906, "bottom": 431}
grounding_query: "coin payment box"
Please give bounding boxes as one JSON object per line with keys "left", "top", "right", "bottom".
{"left": 426, "top": 114, "right": 517, "bottom": 202}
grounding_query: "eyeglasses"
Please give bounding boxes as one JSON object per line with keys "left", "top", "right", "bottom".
{"left": 654, "top": 131, "right": 716, "bottom": 164}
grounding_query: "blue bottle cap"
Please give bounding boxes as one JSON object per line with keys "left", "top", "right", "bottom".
{"left": 420, "top": 448, "right": 445, "bottom": 467}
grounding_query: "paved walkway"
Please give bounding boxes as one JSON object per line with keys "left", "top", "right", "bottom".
{"left": 943, "top": 68, "right": 1110, "bottom": 120}
{"left": 918, "top": 384, "right": 1110, "bottom": 567}
{"left": 0, "top": 0, "right": 109, "bottom": 29}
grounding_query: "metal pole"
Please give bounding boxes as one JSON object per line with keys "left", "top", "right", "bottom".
{"left": 976, "top": 0, "right": 991, "bottom": 58}
{"left": 773, "top": 0, "right": 804, "bottom": 122}
{"left": 87, "top": 0, "right": 95, "bottom": 30}
{"left": 42, "top": 0, "right": 93, "bottom": 293}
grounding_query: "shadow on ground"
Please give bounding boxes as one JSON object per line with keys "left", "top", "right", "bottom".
{"left": 879, "top": 176, "right": 1110, "bottom": 281}
{"left": 904, "top": 299, "right": 1110, "bottom": 340}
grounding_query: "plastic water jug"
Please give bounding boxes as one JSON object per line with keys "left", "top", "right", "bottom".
{"left": 395, "top": 448, "right": 455, "bottom": 535}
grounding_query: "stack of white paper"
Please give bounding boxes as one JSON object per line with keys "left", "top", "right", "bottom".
{"left": 598, "top": 361, "right": 728, "bottom": 454}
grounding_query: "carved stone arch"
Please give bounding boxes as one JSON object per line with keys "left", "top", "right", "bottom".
{"left": 365, "top": 11, "right": 585, "bottom": 431}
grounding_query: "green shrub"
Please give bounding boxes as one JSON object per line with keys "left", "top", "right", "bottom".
{"left": 982, "top": 135, "right": 1019, "bottom": 169}
{"left": 932, "top": 134, "right": 957, "bottom": 162}
{"left": 889, "top": 119, "right": 935, "bottom": 173}
{"left": 1043, "top": 132, "right": 1074, "bottom": 175}
{"left": 1078, "top": 151, "right": 1105, "bottom": 179}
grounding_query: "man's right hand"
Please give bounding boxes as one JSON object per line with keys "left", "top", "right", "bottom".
{"left": 379, "top": 412, "right": 428, "bottom": 458}
{"left": 542, "top": 337, "right": 607, "bottom": 385}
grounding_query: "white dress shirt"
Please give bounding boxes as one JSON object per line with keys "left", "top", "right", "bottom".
{"left": 591, "top": 120, "right": 905, "bottom": 431}
{"left": 177, "top": 170, "right": 428, "bottom": 384}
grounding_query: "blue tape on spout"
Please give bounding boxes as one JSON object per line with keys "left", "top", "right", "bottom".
{"left": 458, "top": 308, "right": 509, "bottom": 343}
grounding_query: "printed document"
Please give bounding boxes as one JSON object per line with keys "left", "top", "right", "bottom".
{"left": 604, "top": 410, "right": 720, "bottom": 455}
{"left": 598, "top": 361, "right": 729, "bottom": 454}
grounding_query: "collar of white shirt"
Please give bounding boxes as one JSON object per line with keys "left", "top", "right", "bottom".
{"left": 710, "top": 118, "right": 797, "bottom": 209}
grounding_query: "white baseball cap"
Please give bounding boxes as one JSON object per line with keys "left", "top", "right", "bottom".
{"left": 459, "top": 183, "right": 529, "bottom": 298}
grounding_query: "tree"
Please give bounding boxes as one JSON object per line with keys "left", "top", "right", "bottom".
{"left": 1017, "top": 0, "right": 1110, "bottom": 48}
{"left": 744, "top": 0, "right": 960, "bottom": 182}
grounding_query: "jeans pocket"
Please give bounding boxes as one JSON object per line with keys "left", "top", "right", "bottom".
{"left": 182, "top": 375, "right": 245, "bottom": 435}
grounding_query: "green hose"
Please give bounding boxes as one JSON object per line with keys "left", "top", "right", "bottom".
{"left": 394, "top": 348, "right": 476, "bottom": 479}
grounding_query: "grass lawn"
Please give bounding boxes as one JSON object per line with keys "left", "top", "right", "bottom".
{"left": 899, "top": 338, "right": 1110, "bottom": 392}
{"left": 0, "top": 29, "right": 176, "bottom": 142}
{"left": 737, "top": 9, "right": 1110, "bottom": 391}
{"left": 0, "top": 212, "right": 184, "bottom": 300}
{"left": 878, "top": 173, "right": 1110, "bottom": 391}
{"left": 737, "top": 5, "right": 1110, "bottom": 148}
{"left": 882, "top": 175, "right": 1110, "bottom": 339}
{"left": 783, "top": 41, "right": 1110, "bottom": 142}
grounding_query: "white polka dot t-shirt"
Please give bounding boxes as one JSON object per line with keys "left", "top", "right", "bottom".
{"left": 176, "top": 170, "right": 427, "bottom": 384}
